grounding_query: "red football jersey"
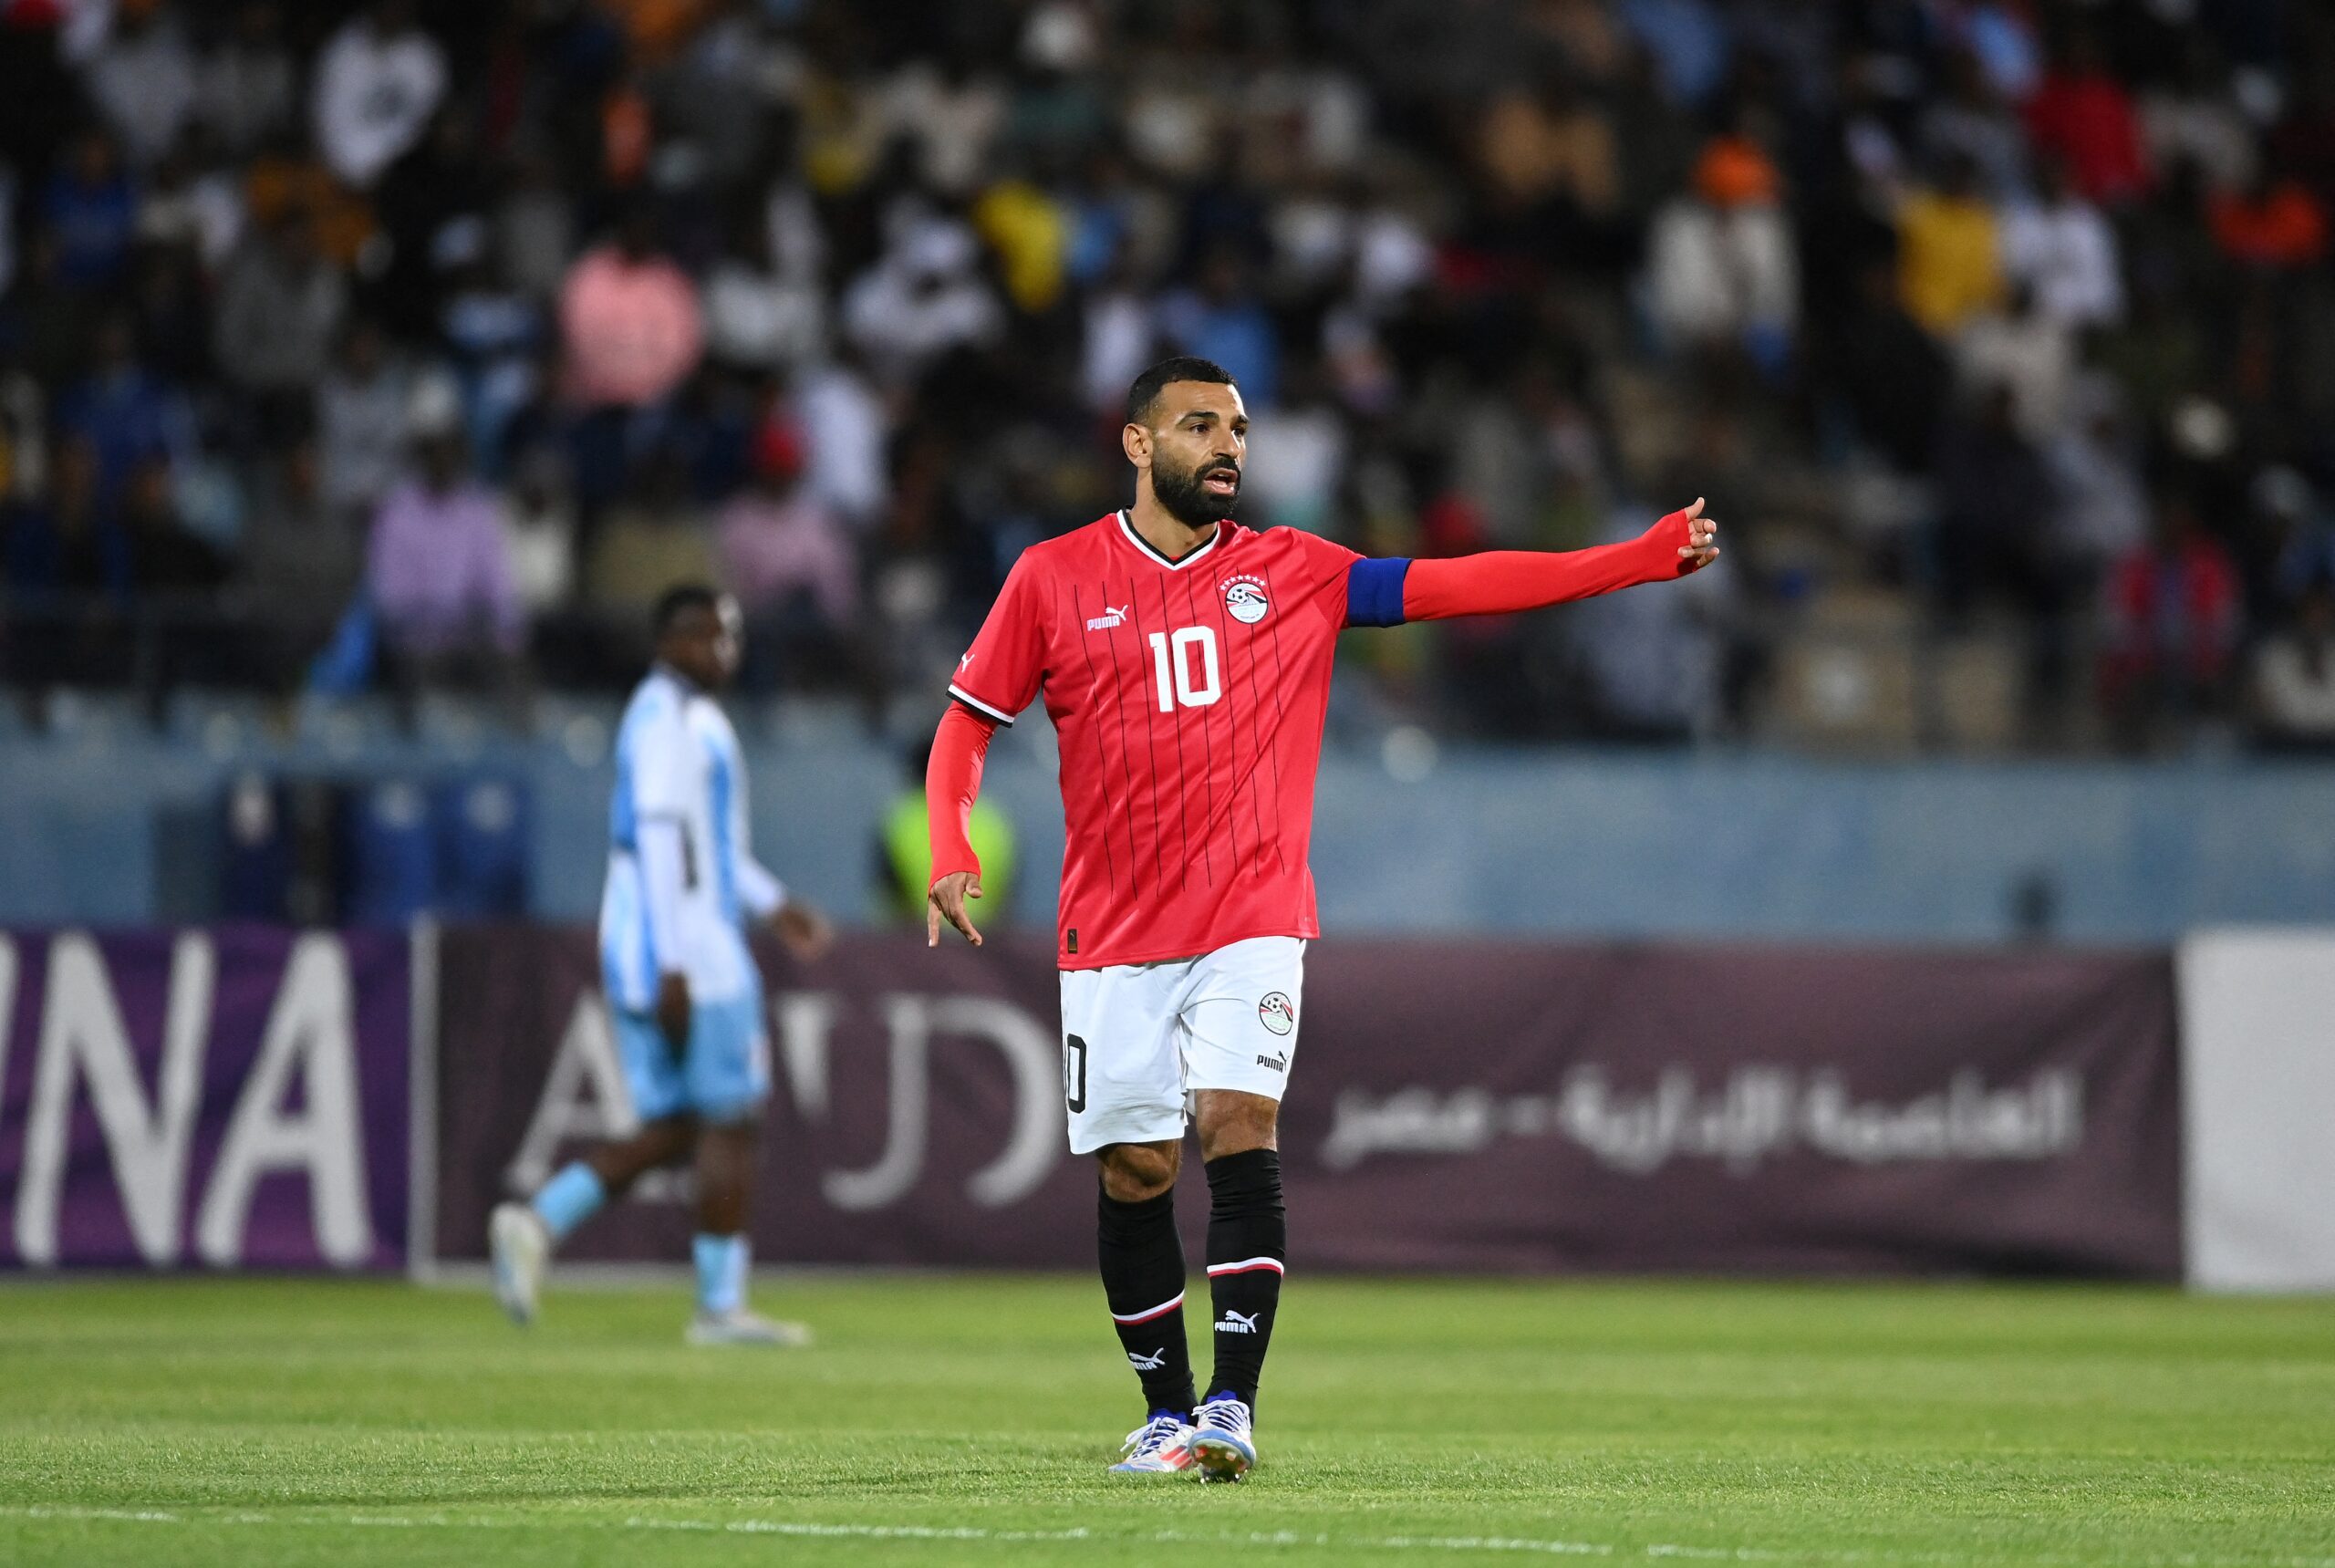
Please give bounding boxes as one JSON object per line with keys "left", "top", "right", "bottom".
{"left": 950, "top": 511, "right": 1371, "bottom": 970}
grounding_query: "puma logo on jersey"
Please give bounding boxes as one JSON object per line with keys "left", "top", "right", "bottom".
{"left": 1215, "top": 1310, "right": 1261, "bottom": 1334}
{"left": 957, "top": 651, "right": 974, "bottom": 671}
{"left": 1127, "top": 1346, "right": 1168, "bottom": 1370}
{"left": 1084, "top": 604, "right": 1133, "bottom": 631}
{"left": 1255, "top": 1051, "right": 1286, "bottom": 1074}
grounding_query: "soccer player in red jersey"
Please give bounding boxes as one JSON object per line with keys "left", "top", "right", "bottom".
{"left": 925, "top": 357, "right": 1718, "bottom": 1481}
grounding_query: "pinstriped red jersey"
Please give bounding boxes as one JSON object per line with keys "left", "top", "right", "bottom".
{"left": 950, "top": 511, "right": 1365, "bottom": 970}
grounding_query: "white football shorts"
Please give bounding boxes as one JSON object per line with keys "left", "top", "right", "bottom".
{"left": 1056, "top": 935, "right": 1305, "bottom": 1155}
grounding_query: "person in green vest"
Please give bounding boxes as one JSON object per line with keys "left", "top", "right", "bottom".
{"left": 878, "top": 738, "right": 1014, "bottom": 924}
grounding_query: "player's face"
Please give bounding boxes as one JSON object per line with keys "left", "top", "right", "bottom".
{"left": 663, "top": 598, "right": 743, "bottom": 690}
{"left": 1136, "top": 381, "right": 1248, "bottom": 527}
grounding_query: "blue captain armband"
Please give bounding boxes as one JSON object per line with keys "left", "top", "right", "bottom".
{"left": 1345, "top": 556, "right": 1411, "bottom": 628}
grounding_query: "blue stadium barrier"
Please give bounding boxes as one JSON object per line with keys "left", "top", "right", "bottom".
{"left": 432, "top": 774, "right": 532, "bottom": 919}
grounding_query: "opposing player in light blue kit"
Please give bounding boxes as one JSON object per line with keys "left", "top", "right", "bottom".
{"left": 492, "top": 585, "right": 831, "bottom": 1345}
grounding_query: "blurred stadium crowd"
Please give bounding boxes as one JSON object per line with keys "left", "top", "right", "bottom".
{"left": 1, "top": 0, "right": 2334, "bottom": 753}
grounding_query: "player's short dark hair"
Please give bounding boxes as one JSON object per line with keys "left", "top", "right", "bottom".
{"left": 1126, "top": 357, "right": 1237, "bottom": 426}
{"left": 651, "top": 583, "right": 720, "bottom": 638}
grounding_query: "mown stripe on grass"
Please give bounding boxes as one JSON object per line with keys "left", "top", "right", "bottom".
{"left": 5, "top": 1504, "right": 2335, "bottom": 1567}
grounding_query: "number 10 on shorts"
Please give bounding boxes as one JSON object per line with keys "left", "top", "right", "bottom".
{"left": 1147, "top": 627, "right": 1221, "bottom": 711}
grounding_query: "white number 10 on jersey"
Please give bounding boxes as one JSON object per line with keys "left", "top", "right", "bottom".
{"left": 1147, "top": 627, "right": 1222, "bottom": 711}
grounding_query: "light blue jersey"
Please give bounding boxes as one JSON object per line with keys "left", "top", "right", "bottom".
{"left": 598, "top": 668, "right": 780, "bottom": 1122}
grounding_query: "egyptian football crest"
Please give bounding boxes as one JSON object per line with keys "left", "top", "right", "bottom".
{"left": 1221, "top": 574, "right": 1271, "bottom": 625}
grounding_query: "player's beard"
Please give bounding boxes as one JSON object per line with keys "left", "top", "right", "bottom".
{"left": 1152, "top": 453, "right": 1241, "bottom": 527}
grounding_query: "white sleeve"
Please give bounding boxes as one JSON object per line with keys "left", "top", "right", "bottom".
{"left": 635, "top": 816, "right": 690, "bottom": 978}
{"left": 630, "top": 698, "right": 696, "bottom": 820}
{"left": 736, "top": 857, "right": 787, "bottom": 921}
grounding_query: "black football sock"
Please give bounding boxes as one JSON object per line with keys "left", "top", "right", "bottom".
{"left": 1097, "top": 1186, "right": 1196, "bottom": 1419}
{"left": 1203, "top": 1147, "right": 1285, "bottom": 1411}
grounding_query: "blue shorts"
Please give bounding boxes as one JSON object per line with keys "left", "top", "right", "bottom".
{"left": 612, "top": 989, "right": 770, "bottom": 1126}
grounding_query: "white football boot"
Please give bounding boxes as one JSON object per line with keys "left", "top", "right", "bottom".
{"left": 1109, "top": 1413, "right": 1199, "bottom": 1475}
{"left": 685, "top": 1309, "right": 814, "bottom": 1347}
{"left": 1188, "top": 1395, "right": 1257, "bottom": 1482}
{"left": 488, "top": 1203, "right": 548, "bottom": 1325}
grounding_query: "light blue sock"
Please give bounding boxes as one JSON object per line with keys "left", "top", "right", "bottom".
{"left": 532, "top": 1162, "right": 606, "bottom": 1242}
{"left": 693, "top": 1233, "right": 749, "bottom": 1315}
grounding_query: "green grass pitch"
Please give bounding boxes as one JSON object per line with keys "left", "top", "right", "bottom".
{"left": 1, "top": 1274, "right": 2330, "bottom": 1566}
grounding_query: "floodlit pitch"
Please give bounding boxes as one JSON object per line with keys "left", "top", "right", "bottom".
{"left": 2, "top": 1275, "right": 2330, "bottom": 1566}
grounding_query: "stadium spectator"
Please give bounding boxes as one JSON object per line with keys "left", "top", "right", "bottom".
{"left": 1920, "top": 50, "right": 2030, "bottom": 199}
{"left": 2270, "top": 472, "right": 2335, "bottom": 610}
{"left": 559, "top": 206, "right": 703, "bottom": 410}
{"left": 81, "top": 1, "right": 197, "bottom": 171}
{"left": 2101, "top": 494, "right": 2242, "bottom": 742}
{"left": 2023, "top": 28, "right": 2151, "bottom": 206}
{"left": 2046, "top": 389, "right": 2150, "bottom": 586}
{"left": 494, "top": 152, "right": 576, "bottom": 306}
{"left": 2208, "top": 165, "right": 2330, "bottom": 272}
{"left": 212, "top": 205, "right": 347, "bottom": 425}
{"left": 1954, "top": 283, "right": 2074, "bottom": 444}
{"left": 1896, "top": 155, "right": 2006, "bottom": 338}
{"left": 1079, "top": 253, "right": 1158, "bottom": 416}
{"left": 496, "top": 448, "right": 577, "bottom": 619}
{"left": 2139, "top": 39, "right": 2258, "bottom": 195}
{"left": 2250, "top": 586, "right": 2335, "bottom": 753}
{"left": 700, "top": 210, "right": 825, "bottom": 374}
{"left": 0, "top": 345, "right": 47, "bottom": 504}
{"left": 2, "top": 438, "right": 120, "bottom": 603}
{"left": 1618, "top": 0, "right": 1730, "bottom": 109}
{"left": 972, "top": 173, "right": 1073, "bottom": 317}
{"left": 718, "top": 425, "right": 856, "bottom": 690}
{"left": 241, "top": 125, "right": 374, "bottom": 268}
{"left": 53, "top": 314, "right": 189, "bottom": 500}
{"left": 1476, "top": 77, "right": 1621, "bottom": 228}
{"left": 238, "top": 436, "right": 361, "bottom": 618}
{"left": 840, "top": 217, "right": 1003, "bottom": 389}
{"left": 1932, "top": 382, "right": 2060, "bottom": 626}
{"left": 1240, "top": 357, "right": 1344, "bottom": 535}
{"left": 120, "top": 455, "right": 223, "bottom": 596}
{"left": 1645, "top": 130, "right": 1798, "bottom": 373}
{"left": 1826, "top": 259, "right": 1952, "bottom": 475}
{"left": 135, "top": 140, "right": 244, "bottom": 275}
{"left": 193, "top": 1, "right": 297, "bottom": 161}
{"left": 371, "top": 111, "right": 495, "bottom": 343}
{"left": 40, "top": 128, "right": 138, "bottom": 292}
{"left": 367, "top": 422, "right": 523, "bottom": 674}
{"left": 1157, "top": 244, "right": 1278, "bottom": 408}
{"left": 718, "top": 426, "right": 854, "bottom": 626}
{"left": 309, "top": 0, "right": 447, "bottom": 190}
{"left": 2001, "top": 161, "right": 2124, "bottom": 329}
{"left": 794, "top": 350, "right": 889, "bottom": 530}
{"left": 316, "top": 320, "right": 411, "bottom": 526}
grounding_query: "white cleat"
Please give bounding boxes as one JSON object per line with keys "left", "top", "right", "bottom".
{"left": 1108, "top": 1414, "right": 1199, "bottom": 1476}
{"left": 1188, "top": 1396, "right": 1256, "bottom": 1482}
{"left": 489, "top": 1203, "right": 548, "bottom": 1326}
{"left": 685, "top": 1309, "right": 814, "bottom": 1347}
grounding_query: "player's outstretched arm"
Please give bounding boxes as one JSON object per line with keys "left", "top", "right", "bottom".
{"left": 1395, "top": 499, "right": 1719, "bottom": 621}
{"left": 737, "top": 857, "right": 834, "bottom": 961}
{"left": 926, "top": 701, "right": 997, "bottom": 948}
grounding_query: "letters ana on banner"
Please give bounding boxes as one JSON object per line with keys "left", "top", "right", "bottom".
{"left": 0, "top": 929, "right": 410, "bottom": 1271}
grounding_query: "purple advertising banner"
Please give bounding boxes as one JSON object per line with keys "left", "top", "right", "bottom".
{"left": 0, "top": 927, "right": 410, "bottom": 1271}
{"left": 432, "top": 929, "right": 2180, "bottom": 1279}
